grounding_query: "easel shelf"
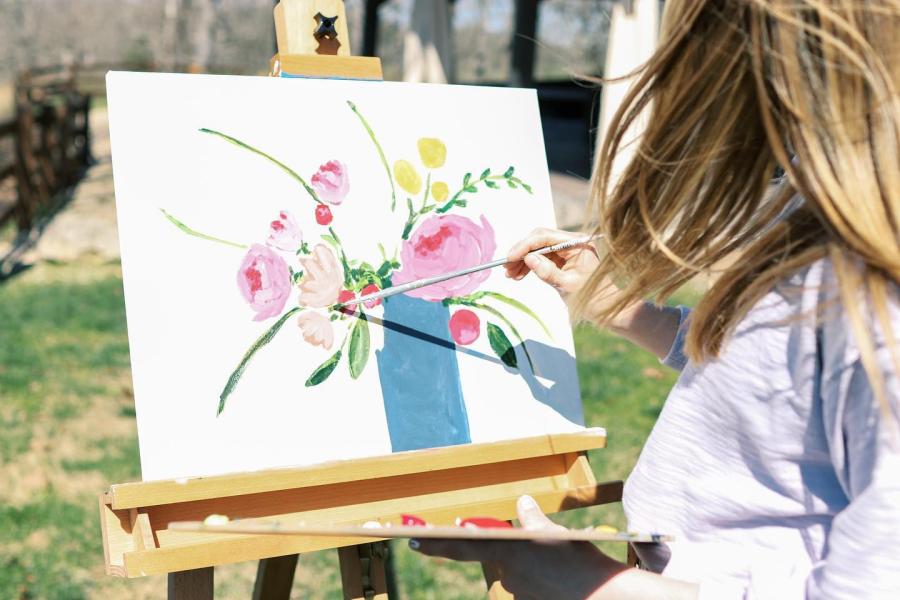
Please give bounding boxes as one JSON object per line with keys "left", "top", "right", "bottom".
{"left": 100, "top": 429, "right": 616, "bottom": 578}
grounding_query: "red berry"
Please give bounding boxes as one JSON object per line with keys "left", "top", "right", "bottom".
{"left": 401, "top": 514, "right": 428, "bottom": 527}
{"left": 457, "top": 517, "right": 513, "bottom": 529}
{"left": 337, "top": 289, "right": 357, "bottom": 315}
{"left": 448, "top": 309, "right": 480, "bottom": 345}
{"left": 361, "top": 283, "right": 382, "bottom": 308}
{"left": 315, "top": 204, "right": 333, "bottom": 226}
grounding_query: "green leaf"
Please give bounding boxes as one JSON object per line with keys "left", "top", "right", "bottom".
{"left": 507, "top": 180, "right": 517, "bottom": 189}
{"left": 377, "top": 261, "right": 393, "bottom": 278}
{"left": 487, "top": 323, "right": 517, "bottom": 369}
{"left": 463, "top": 172, "right": 472, "bottom": 187}
{"left": 407, "top": 197, "right": 414, "bottom": 214}
{"left": 305, "top": 350, "right": 343, "bottom": 387}
{"left": 481, "top": 292, "right": 553, "bottom": 338}
{"left": 219, "top": 307, "right": 302, "bottom": 415}
{"left": 485, "top": 180, "right": 499, "bottom": 189}
{"left": 480, "top": 168, "right": 491, "bottom": 180}
{"left": 320, "top": 234, "right": 339, "bottom": 247}
{"left": 348, "top": 315, "right": 370, "bottom": 379}
{"left": 504, "top": 166, "right": 515, "bottom": 178}
{"left": 521, "top": 182, "right": 533, "bottom": 194}
{"left": 464, "top": 185, "right": 478, "bottom": 194}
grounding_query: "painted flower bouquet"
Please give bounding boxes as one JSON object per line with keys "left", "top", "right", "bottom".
{"left": 162, "top": 100, "right": 550, "bottom": 417}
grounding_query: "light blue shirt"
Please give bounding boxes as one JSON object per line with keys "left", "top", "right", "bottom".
{"left": 623, "top": 259, "right": 900, "bottom": 598}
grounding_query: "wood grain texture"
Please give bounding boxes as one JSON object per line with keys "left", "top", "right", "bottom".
{"left": 252, "top": 554, "right": 299, "bottom": 600}
{"left": 275, "top": 54, "right": 383, "bottom": 80}
{"left": 107, "top": 429, "right": 607, "bottom": 510}
{"left": 339, "top": 543, "right": 389, "bottom": 600}
{"left": 167, "top": 568, "right": 213, "bottom": 600}
{"left": 274, "top": 0, "right": 351, "bottom": 56}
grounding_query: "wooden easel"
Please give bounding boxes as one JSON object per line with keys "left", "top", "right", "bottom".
{"left": 99, "top": 2, "right": 622, "bottom": 598}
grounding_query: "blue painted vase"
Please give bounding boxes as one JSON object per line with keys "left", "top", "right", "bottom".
{"left": 375, "top": 293, "right": 471, "bottom": 452}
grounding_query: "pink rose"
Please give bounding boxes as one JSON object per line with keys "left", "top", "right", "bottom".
{"left": 267, "top": 210, "right": 303, "bottom": 252}
{"left": 237, "top": 244, "right": 292, "bottom": 321}
{"left": 392, "top": 214, "right": 497, "bottom": 301}
{"left": 298, "top": 311, "right": 334, "bottom": 350}
{"left": 311, "top": 160, "right": 349, "bottom": 205}
{"left": 298, "top": 244, "right": 343, "bottom": 308}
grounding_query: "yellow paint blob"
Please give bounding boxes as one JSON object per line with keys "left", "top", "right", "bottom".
{"left": 431, "top": 181, "right": 450, "bottom": 202}
{"left": 417, "top": 138, "right": 447, "bottom": 169}
{"left": 394, "top": 160, "right": 423, "bottom": 195}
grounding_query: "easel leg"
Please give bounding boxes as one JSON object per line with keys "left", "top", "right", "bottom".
{"left": 338, "top": 542, "right": 390, "bottom": 600}
{"left": 252, "top": 554, "right": 299, "bottom": 600}
{"left": 167, "top": 567, "right": 213, "bottom": 600}
{"left": 482, "top": 562, "right": 514, "bottom": 600}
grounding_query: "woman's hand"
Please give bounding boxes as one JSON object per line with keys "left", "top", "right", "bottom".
{"left": 411, "top": 495, "right": 627, "bottom": 599}
{"left": 410, "top": 495, "right": 699, "bottom": 600}
{"left": 505, "top": 228, "right": 642, "bottom": 331}
{"left": 505, "top": 228, "right": 684, "bottom": 361}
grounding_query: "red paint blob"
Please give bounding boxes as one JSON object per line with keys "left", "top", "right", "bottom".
{"left": 401, "top": 514, "right": 428, "bottom": 527}
{"left": 458, "top": 517, "right": 513, "bottom": 529}
{"left": 414, "top": 225, "right": 452, "bottom": 256}
{"left": 361, "top": 283, "right": 382, "bottom": 308}
{"left": 315, "top": 204, "right": 333, "bottom": 226}
{"left": 448, "top": 309, "right": 480, "bottom": 345}
{"left": 338, "top": 289, "right": 357, "bottom": 315}
{"left": 244, "top": 266, "right": 263, "bottom": 294}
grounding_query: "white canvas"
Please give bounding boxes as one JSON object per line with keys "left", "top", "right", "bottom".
{"left": 106, "top": 71, "right": 584, "bottom": 482}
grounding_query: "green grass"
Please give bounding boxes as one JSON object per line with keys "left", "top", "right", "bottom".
{"left": 0, "top": 261, "right": 688, "bottom": 598}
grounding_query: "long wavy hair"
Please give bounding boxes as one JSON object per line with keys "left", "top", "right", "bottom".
{"left": 581, "top": 1, "right": 900, "bottom": 406}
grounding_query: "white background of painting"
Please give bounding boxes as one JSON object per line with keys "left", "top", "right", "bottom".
{"left": 107, "top": 72, "right": 584, "bottom": 481}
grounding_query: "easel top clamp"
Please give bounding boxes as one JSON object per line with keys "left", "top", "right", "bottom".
{"left": 99, "top": 2, "right": 619, "bottom": 598}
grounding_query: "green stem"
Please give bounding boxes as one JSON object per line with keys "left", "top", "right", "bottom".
{"left": 460, "top": 291, "right": 552, "bottom": 339}
{"left": 468, "top": 302, "right": 535, "bottom": 373}
{"left": 437, "top": 173, "right": 534, "bottom": 214}
{"left": 328, "top": 226, "right": 352, "bottom": 286}
{"left": 200, "top": 128, "right": 323, "bottom": 205}
{"left": 218, "top": 307, "right": 302, "bottom": 415}
{"left": 160, "top": 209, "right": 248, "bottom": 249}
{"left": 346, "top": 101, "right": 396, "bottom": 211}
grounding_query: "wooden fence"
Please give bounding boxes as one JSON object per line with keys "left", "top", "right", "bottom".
{"left": 0, "top": 65, "right": 93, "bottom": 231}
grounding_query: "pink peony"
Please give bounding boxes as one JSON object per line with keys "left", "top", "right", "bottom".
{"left": 237, "top": 244, "right": 292, "bottom": 321}
{"left": 267, "top": 210, "right": 303, "bottom": 252}
{"left": 298, "top": 244, "right": 343, "bottom": 308}
{"left": 297, "top": 311, "right": 334, "bottom": 350}
{"left": 392, "top": 214, "right": 497, "bottom": 301}
{"left": 311, "top": 160, "right": 349, "bottom": 205}
{"left": 449, "top": 309, "right": 481, "bottom": 345}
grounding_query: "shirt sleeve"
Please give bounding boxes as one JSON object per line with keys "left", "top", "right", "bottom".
{"left": 660, "top": 306, "right": 691, "bottom": 371}
{"left": 804, "top": 310, "right": 900, "bottom": 599}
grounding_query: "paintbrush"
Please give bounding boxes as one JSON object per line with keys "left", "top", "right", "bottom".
{"left": 335, "top": 234, "right": 602, "bottom": 309}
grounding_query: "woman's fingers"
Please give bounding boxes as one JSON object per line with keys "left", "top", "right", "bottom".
{"left": 523, "top": 254, "right": 568, "bottom": 289}
{"left": 411, "top": 538, "right": 512, "bottom": 562}
{"left": 516, "top": 495, "right": 566, "bottom": 531}
{"left": 507, "top": 228, "right": 576, "bottom": 262}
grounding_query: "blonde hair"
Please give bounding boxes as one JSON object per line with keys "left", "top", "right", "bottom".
{"left": 582, "top": 1, "right": 900, "bottom": 404}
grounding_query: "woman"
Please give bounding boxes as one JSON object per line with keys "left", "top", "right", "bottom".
{"left": 411, "top": 1, "right": 900, "bottom": 598}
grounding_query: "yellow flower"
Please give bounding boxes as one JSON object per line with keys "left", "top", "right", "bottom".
{"left": 431, "top": 181, "right": 449, "bottom": 202}
{"left": 417, "top": 138, "right": 447, "bottom": 169}
{"left": 394, "top": 160, "right": 422, "bottom": 195}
